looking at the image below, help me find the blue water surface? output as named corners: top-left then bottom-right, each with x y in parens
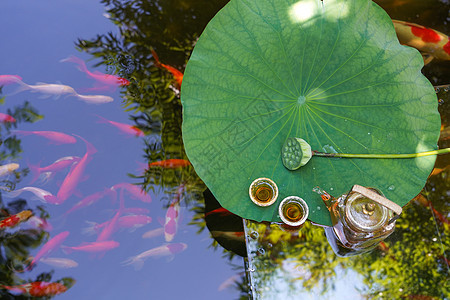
top-left (0, 1), bottom-right (242, 299)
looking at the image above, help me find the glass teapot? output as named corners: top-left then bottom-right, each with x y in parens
top-left (314, 185), bottom-right (402, 256)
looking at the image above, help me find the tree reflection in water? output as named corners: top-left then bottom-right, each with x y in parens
top-left (0, 90), bottom-right (75, 299)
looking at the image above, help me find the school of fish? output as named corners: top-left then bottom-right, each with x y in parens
top-left (0, 55), bottom-right (192, 297)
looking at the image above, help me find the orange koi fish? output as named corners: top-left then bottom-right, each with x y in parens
top-left (148, 159), bottom-right (191, 169)
top-left (205, 207), bottom-right (233, 218)
top-left (122, 243), bottom-right (187, 270)
top-left (0, 113), bottom-right (16, 123)
top-left (96, 114), bottom-right (144, 137)
top-left (56, 135), bottom-right (97, 203)
top-left (0, 281), bottom-right (68, 297)
top-left (151, 49), bottom-right (184, 88)
top-left (0, 163), bottom-right (19, 177)
top-left (393, 20), bottom-right (450, 62)
top-left (0, 74), bottom-right (22, 85)
top-left (210, 230), bottom-right (245, 243)
top-left (61, 55), bottom-right (130, 91)
top-left (12, 130), bottom-right (77, 144)
top-left (27, 231), bottom-right (70, 270)
top-left (0, 210), bottom-right (33, 229)
top-left (378, 241), bottom-right (390, 252)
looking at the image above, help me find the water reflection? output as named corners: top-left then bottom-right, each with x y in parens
top-left (0, 94), bottom-right (74, 298)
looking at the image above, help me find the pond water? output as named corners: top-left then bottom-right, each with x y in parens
top-left (0, 0), bottom-right (448, 299)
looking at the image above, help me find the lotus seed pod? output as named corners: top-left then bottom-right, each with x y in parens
top-left (281, 138), bottom-right (312, 170)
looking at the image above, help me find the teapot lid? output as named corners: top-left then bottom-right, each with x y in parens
top-left (345, 193), bottom-right (389, 232)
top-left (344, 185), bottom-right (401, 232)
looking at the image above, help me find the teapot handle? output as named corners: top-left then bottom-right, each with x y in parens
top-left (351, 185), bottom-right (402, 223)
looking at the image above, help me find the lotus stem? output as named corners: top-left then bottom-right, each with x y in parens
top-left (312, 148), bottom-right (450, 159)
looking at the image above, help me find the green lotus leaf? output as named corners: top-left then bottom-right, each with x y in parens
top-left (181, 0), bottom-right (441, 225)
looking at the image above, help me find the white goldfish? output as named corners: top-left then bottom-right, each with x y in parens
top-left (5, 187), bottom-right (59, 204)
top-left (11, 80), bottom-right (76, 99)
top-left (74, 93), bottom-right (114, 104)
top-left (37, 257), bottom-right (78, 269)
top-left (121, 243), bottom-right (187, 270)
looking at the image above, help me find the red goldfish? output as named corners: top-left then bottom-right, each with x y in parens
top-left (0, 210), bottom-right (33, 229)
top-left (148, 159), bottom-right (191, 169)
top-left (0, 74), bottom-right (22, 85)
top-left (56, 135), bottom-right (97, 203)
top-left (85, 215), bottom-right (153, 235)
top-left (122, 243), bottom-right (187, 270)
top-left (393, 20), bottom-right (450, 62)
top-left (96, 210), bottom-right (122, 242)
top-left (151, 49), bottom-right (184, 88)
top-left (119, 207), bottom-right (150, 215)
top-left (61, 240), bottom-right (119, 254)
top-left (61, 55), bottom-right (130, 91)
top-left (12, 130), bottom-right (77, 144)
top-left (96, 114), bottom-right (144, 137)
top-left (27, 231), bottom-right (70, 270)
top-left (63, 188), bottom-right (116, 217)
top-left (0, 113), bottom-right (16, 123)
top-left (74, 93), bottom-right (114, 104)
top-left (0, 281), bottom-right (68, 297)
top-left (28, 156), bottom-right (81, 184)
top-left (116, 214), bottom-right (153, 230)
top-left (82, 215), bottom-right (153, 240)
